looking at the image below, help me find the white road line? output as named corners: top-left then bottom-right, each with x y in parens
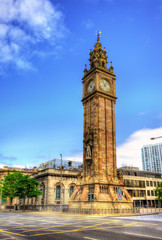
top-left (1, 232), bottom-right (16, 239)
top-left (8, 221), bottom-right (24, 225)
top-left (84, 237), bottom-right (99, 240)
top-left (123, 232), bottom-right (162, 239)
top-left (1, 238), bottom-right (15, 240)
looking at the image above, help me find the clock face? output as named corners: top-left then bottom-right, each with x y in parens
top-left (88, 80), bottom-right (95, 93)
top-left (100, 79), bottom-right (110, 91)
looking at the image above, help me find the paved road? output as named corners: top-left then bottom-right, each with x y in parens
top-left (0, 211), bottom-right (162, 240)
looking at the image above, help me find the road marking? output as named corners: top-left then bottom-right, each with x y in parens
top-left (1, 232), bottom-right (16, 239)
top-left (32, 221), bottom-right (112, 235)
top-left (33, 221), bottom-right (136, 236)
top-left (123, 232), bottom-right (162, 239)
top-left (0, 229), bottom-right (26, 237)
top-left (1, 238), bottom-right (15, 240)
top-left (132, 225), bottom-right (144, 226)
top-left (20, 220), bottom-right (87, 233)
top-left (84, 237), bottom-right (99, 240)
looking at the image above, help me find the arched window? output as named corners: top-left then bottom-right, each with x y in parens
top-left (69, 186), bottom-right (74, 197)
top-left (56, 185), bottom-right (61, 199)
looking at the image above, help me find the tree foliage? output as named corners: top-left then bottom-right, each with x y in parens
top-left (2, 171), bottom-right (42, 210)
top-left (155, 182), bottom-right (162, 202)
top-left (0, 179), bottom-right (3, 194)
top-left (2, 172), bottom-right (18, 200)
top-left (15, 172), bottom-right (42, 199)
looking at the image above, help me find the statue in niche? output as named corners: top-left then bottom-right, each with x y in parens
top-left (86, 144), bottom-right (92, 159)
top-left (84, 127), bottom-right (93, 160)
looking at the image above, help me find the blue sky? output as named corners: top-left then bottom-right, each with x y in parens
top-left (0, 0), bottom-right (162, 169)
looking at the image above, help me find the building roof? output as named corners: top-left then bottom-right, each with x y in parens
top-left (118, 166), bottom-right (161, 178)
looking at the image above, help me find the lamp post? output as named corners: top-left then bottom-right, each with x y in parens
top-left (150, 136), bottom-right (162, 140)
top-left (60, 154), bottom-right (62, 212)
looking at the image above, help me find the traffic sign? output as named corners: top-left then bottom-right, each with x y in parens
top-left (88, 193), bottom-right (94, 202)
top-left (117, 188), bottom-right (122, 200)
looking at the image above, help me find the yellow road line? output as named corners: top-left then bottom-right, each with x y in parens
top-left (132, 225), bottom-right (144, 226)
top-left (33, 222), bottom-right (136, 236)
top-left (21, 220), bottom-right (96, 233)
top-left (0, 229), bottom-right (26, 237)
top-left (20, 218), bottom-right (116, 233)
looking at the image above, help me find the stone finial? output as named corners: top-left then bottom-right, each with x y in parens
top-left (84, 64), bottom-right (88, 76)
top-left (89, 35), bottom-right (108, 69)
top-left (110, 61), bottom-right (114, 73)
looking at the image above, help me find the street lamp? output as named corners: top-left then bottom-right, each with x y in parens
top-left (60, 154), bottom-right (63, 212)
top-left (150, 136), bottom-right (162, 140)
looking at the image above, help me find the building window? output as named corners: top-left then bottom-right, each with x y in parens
top-left (146, 181), bottom-right (149, 186)
top-left (154, 182), bottom-right (156, 187)
top-left (140, 181), bottom-right (145, 188)
top-left (150, 181), bottom-right (153, 186)
top-left (151, 190), bottom-right (154, 196)
top-left (147, 190), bottom-right (150, 196)
top-left (69, 186), bottom-right (74, 197)
top-left (136, 181), bottom-right (140, 187)
top-left (56, 186), bottom-right (61, 199)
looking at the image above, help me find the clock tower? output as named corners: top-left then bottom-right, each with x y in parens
top-left (69, 35), bottom-right (132, 211)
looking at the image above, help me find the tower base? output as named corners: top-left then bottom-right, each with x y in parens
top-left (69, 181), bottom-right (133, 211)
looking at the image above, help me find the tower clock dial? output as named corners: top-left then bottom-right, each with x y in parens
top-left (88, 80), bottom-right (95, 93)
top-left (100, 79), bottom-right (110, 91)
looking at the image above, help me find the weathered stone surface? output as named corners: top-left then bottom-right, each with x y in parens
top-left (69, 37), bottom-right (133, 210)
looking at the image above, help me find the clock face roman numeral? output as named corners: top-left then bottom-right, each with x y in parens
top-left (88, 80), bottom-right (95, 93)
top-left (100, 79), bottom-right (110, 91)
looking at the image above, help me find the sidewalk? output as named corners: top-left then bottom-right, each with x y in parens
top-left (0, 209), bottom-right (161, 217)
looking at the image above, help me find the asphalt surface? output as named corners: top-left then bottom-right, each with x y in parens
top-left (0, 211), bottom-right (162, 240)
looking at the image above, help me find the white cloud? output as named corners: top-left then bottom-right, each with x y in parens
top-left (0, 163), bottom-right (4, 169)
top-left (64, 128), bottom-right (162, 170)
top-left (65, 152), bottom-right (83, 163)
top-left (0, 0), bottom-right (66, 70)
top-left (1, 128), bottom-right (162, 171)
top-left (117, 127), bottom-right (162, 169)
top-left (0, 163), bottom-right (36, 170)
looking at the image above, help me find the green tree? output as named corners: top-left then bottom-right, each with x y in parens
top-left (155, 182), bottom-right (162, 202)
top-left (2, 171), bottom-right (42, 211)
top-left (0, 179), bottom-right (3, 195)
top-left (0, 179), bottom-right (3, 207)
top-left (15, 173), bottom-right (42, 211)
top-left (2, 172), bottom-right (18, 210)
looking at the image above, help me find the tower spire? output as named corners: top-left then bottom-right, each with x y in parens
top-left (96, 30), bottom-right (101, 41)
top-left (89, 31), bottom-right (108, 69)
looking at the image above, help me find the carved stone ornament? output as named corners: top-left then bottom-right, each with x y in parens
top-left (84, 127), bottom-right (93, 160)
top-left (119, 170), bottom-right (123, 179)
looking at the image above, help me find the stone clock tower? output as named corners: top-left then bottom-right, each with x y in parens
top-left (69, 36), bottom-right (132, 210)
